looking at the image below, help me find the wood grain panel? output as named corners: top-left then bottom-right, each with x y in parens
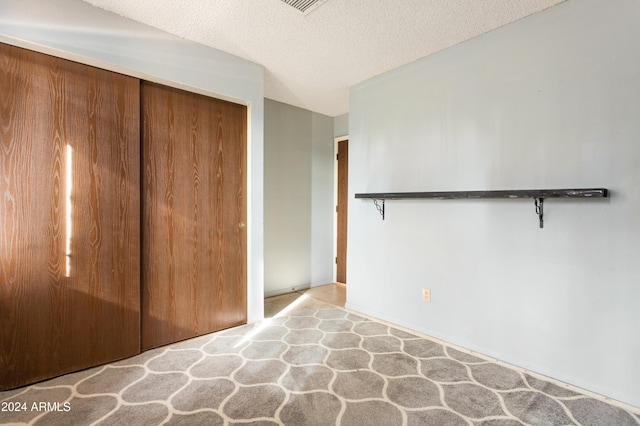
top-left (141, 82), bottom-right (247, 349)
top-left (337, 140), bottom-right (348, 284)
top-left (0, 43), bottom-right (140, 390)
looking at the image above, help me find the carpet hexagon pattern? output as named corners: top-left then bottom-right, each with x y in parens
top-left (1, 297), bottom-right (638, 425)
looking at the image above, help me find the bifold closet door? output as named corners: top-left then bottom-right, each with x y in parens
top-left (141, 82), bottom-right (247, 349)
top-left (0, 43), bottom-right (141, 390)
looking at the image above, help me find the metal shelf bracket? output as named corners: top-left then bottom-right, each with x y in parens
top-left (373, 199), bottom-right (385, 220)
top-left (534, 198), bottom-right (544, 228)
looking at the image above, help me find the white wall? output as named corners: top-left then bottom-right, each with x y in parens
top-left (311, 113), bottom-right (336, 286)
top-left (334, 113), bottom-right (349, 138)
top-left (264, 99), bottom-right (334, 296)
top-left (0, 0), bottom-right (265, 322)
top-left (347, 0), bottom-right (640, 408)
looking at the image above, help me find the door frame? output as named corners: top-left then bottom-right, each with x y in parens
top-left (334, 135), bottom-right (349, 282)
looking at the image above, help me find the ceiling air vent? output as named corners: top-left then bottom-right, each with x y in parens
top-left (280, 0), bottom-right (328, 14)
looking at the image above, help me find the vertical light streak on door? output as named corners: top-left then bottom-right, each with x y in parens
top-left (65, 144), bottom-right (73, 277)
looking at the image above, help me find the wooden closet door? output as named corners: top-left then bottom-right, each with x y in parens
top-left (0, 43), bottom-right (140, 390)
top-left (141, 82), bottom-right (247, 349)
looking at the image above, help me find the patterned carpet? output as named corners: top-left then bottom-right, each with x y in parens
top-left (1, 295), bottom-right (638, 425)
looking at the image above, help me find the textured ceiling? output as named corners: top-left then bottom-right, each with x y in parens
top-left (82, 0), bottom-right (564, 116)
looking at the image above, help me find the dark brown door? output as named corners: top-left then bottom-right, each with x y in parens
top-left (337, 140), bottom-right (348, 283)
top-left (0, 43), bottom-right (141, 390)
top-left (141, 82), bottom-right (247, 349)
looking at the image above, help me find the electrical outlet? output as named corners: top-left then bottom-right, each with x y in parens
top-left (422, 288), bottom-right (431, 302)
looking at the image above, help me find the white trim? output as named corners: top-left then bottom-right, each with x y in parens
top-left (264, 284), bottom-right (311, 299)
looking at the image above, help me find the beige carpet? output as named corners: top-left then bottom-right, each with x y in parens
top-left (1, 296), bottom-right (638, 425)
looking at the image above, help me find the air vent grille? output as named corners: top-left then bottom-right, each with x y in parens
top-left (280, 0), bottom-right (327, 13)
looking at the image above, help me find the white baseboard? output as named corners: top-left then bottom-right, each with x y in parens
top-left (264, 284), bottom-right (311, 299)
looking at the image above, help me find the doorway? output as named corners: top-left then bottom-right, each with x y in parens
top-left (336, 138), bottom-right (348, 283)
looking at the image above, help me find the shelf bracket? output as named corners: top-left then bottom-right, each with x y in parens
top-left (373, 199), bottom-right (385, 220)
top-left (534, 198), bottom-right (544, 228)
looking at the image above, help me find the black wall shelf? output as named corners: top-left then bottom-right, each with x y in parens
top-left (354, 188), bottom-right (608, 228)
